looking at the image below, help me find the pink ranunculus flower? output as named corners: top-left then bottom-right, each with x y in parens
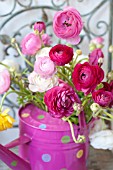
top-left (28, 71), bottom-right (58, 92)
top-left (49, 44), bottom-right (74, 66)
top-left (90, 37), bottom-right (104, 45)
top-left (41, 34), bottom-right (52, 46)
top-left (89, 49), bottom-right (104, 66)
top-left (34, 21), bottom-right (46, 33)
top-left (53, 6), bottom-right (83, 45)
top-left (92, 89), bottom-right (113, 107)
top-left (21, 33), bottom-right (42, 55)
top-left (72, 62), bottom-right (104, 95)
top-left (0, 69), bottom-right (10, 94)
top-left (34, 56), bottom-right (56, 78)
top-left (44, 83), bottom-right (80, 118)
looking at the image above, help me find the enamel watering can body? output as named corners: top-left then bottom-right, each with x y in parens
top-left (0, 104), bottom-right (91, 170)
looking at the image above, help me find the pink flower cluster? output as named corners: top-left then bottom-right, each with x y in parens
top-left (21, 22), bottom-right (52, 56)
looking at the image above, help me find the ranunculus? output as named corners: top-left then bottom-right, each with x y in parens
top-left (72, 62), bottom-right (104, 95)
top-left (36, 47), bottom-right (51, 60)
top-left (53, 6), bottom-right (83, 45)
top-left (92, 89), bottom-right (113, 107)
top-left (21, 33), bottom-right (42, 55)
top-left (49, 44), bottom-right (73, 66)
top-left (28, 71), bottom-right (58, 92)
top-left (42, 34), bottom-right (52, 46)
top-left (34, 21), bottom-right (46, 33)
top-left (0, 69), bottom-right (10, 94)
top-left (34, 56), bottom-right (56, 78)
top-left (44, 83), bottom-right (80, 118)
top-left (89, 49), bottom-right (104, 66)
top-left (90, 37), bottom-right (104, 45)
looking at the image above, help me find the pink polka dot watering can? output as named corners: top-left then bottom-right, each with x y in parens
top-left (0, 104), bottom-right (93, 170)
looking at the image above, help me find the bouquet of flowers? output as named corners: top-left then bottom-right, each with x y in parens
top-left (0, 6), bottom-right (113, 142)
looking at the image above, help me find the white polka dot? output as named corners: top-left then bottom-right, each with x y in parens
top-left (42, 154), bottom-right (51, 162)
top-left (39, 124), bottom-right (46, 129)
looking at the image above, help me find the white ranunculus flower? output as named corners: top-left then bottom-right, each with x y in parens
top-left (0, 59), bottom-right (20, 72)
top-left (28, 71), bottom-right (58, 92)
top-left (35, 47), bottom-right (51, 60)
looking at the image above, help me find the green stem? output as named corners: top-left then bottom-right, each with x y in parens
top-left (77, 58), bottom-right (88, 64)
top-left (15, 43), bottom-right (33, 68)
top-left (0, 62), bottom-right (10, 69)
top-left (103, 110), bottom-right (113, 119)
top-left (63, 66), bottom-right (73, 72)
top-left (57, 70), bottom-right (74, 88)
top-left (106, 108), bottom-right (113, 113)
top-left (0, 91), bottom-right (15, 111)
top-left (99, 115), bottom-right (113, 121)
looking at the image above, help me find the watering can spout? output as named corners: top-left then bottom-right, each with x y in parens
top-left (0, 135), bottom-right (31, 170)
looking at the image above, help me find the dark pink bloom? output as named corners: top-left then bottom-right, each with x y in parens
top-left (34, 56), bottom-right (56, 78)
top-left (89, 49), bottom-right (104, 66)
top-left (44, 83), bottom-right (80, 118)
top-left (49, 44), bottom-right (73, 66)
top-left (72, 62), bottom-right (104, 95)
top-left (42, 34), bottom-right (52, 46)
top-left (92, 89), bottom-right (113, 107)
top-left (21, 33), bottom-right (42, 55)
top-left (34, 21), bottom-right (46, 33)
top-left (0, 70), bottom-right (10, 94)
top-left (53, 6), bottom-right (83, 45)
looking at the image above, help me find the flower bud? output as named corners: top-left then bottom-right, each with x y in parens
top-left (107, 71), bottom-right (113, 81)
top-left (89, 43), bottom-right (96, 51)
top-left (90, 103), bottom-right (100, 112)
top-left (109, 45), bottom-right (113, 53)
top-left (96, 43), bottom-right (104, 49)
top-left (76, 49), bottom-right (82, 55)
top-left (34, 21), bottom-right (46, 33)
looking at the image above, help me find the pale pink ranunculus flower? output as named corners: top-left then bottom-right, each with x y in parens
top-left (41, 34), bottom-right (52, 46)
top-left (28, 71), bottom-right (58, 92)
top-left (0, 69), bottom-right (10, 94)
top-left (36, 47), bottom-right (51, 60)
top-left (21, 33), bottom-right (42, 55)
top-left (34, 56), bottom-right (56, 78)
top-left (90, 37), bottom-right (104, 44)
top-left (53, 6), bottom-right (83, 45)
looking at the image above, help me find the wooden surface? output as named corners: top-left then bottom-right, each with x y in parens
top-left (0, 147), bottom-right (113, 170)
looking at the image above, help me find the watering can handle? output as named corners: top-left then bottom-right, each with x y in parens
top-left (0, 135), bottom-right (31, 170)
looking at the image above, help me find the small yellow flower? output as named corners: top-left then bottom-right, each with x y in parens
top-left (0, 108), bottom-right (15, 131)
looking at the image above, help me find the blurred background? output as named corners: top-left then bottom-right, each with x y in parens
top-left (0, 1), bottom-right (113, 169)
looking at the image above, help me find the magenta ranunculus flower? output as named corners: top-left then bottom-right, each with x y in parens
top-left (0, 69), bottom-right (10, 94)
top-left (34, 56), bottom-right (56, 78)
top-left (92, 89), bottom-right (113, 107)
top-left (34, 21), bottom-right (46, 33)
top-left (21, 33), bottom-right (42, 55)
top-left (53, 6), bottom-right (83, 45)
top-left (44, 83), bottom-right (80, 118)
top-left (49, 44), bottom-right (73, 66)
top-left (72, 62), bottom-right (104, 95)
top-left (42, 34), bottom-right (52, 46)
top-left (89, 48), bottom-right (104, 66)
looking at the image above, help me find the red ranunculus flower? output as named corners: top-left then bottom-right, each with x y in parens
top-left (89, 48), bottom-right (104, 66)
top-left (72, 62), bottom-right (104, 95)
top-left (49, 44), bottom-right (73, 66)
top-left (92, 89), bottom-right (113, 107)
top-left (44, 82), bottom-right (80, 118)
